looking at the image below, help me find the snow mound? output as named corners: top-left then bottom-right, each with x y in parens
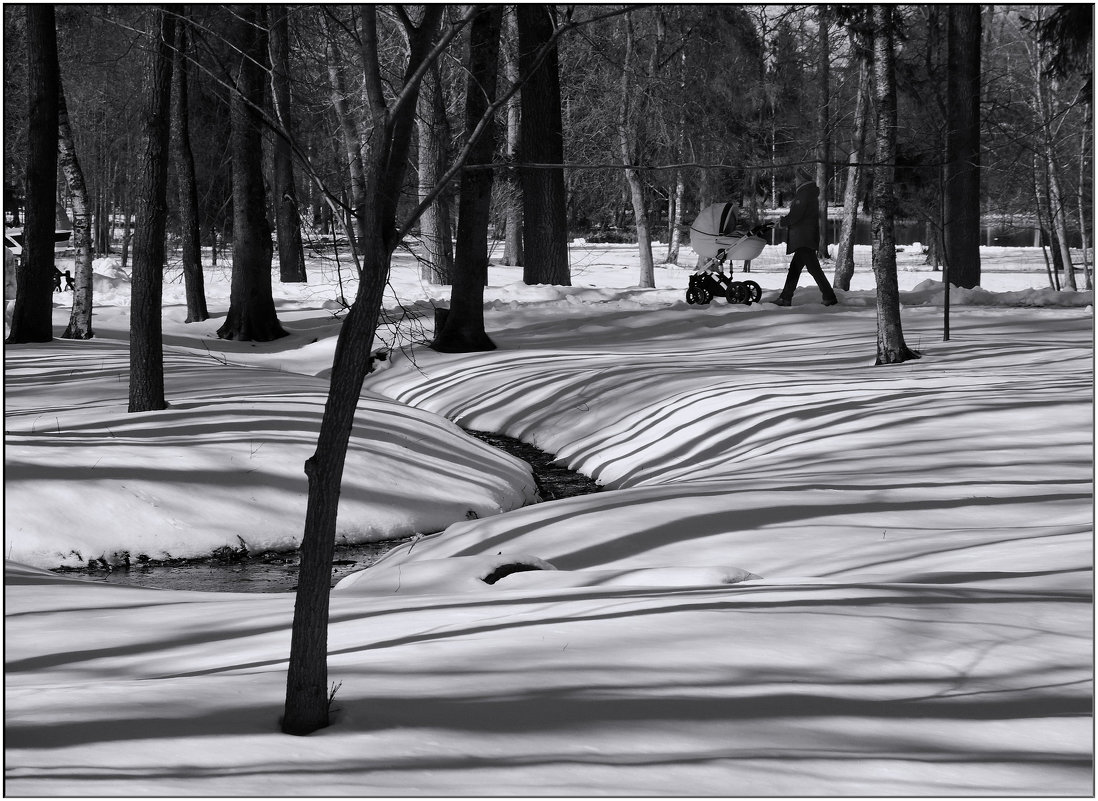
top-left (334, 552), bottom-right (760, 595)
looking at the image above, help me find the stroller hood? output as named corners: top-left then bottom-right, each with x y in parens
top-left (690, 202), bottom-right (765, 261)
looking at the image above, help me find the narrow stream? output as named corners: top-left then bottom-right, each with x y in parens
top-left (50, 429), bottom-right (600, 593)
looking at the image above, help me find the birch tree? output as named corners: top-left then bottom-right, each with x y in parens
top-left (170, 11), bottom-right (208, 323)
top-left (57, 79), bottom-right (93, 339)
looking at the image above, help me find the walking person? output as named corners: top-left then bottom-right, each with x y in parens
top-left (774, 166), bottom-right (838, 307)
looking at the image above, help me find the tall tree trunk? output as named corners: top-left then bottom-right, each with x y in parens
top-left (1077, 118), bottom-right (1092, 290)
top-left (666, 167), bottom-right (686, 265)
top-left (433, 5), bottom-right (503, 353)
top-left (323, 20), bottom-right (367, 251)
top-left (1035, 62), bottom-right (1077, 291)
top-left (269, 4), bottom-right (308, 284)
top-left (833, 38), bottom-right (870, 291)
top-left (283, 5), bottom-right (449, 737)
top-left (518, 4), bottom-right (569, 286)
top-left (416, 58), bottom-right (454, 284)
top-left (58, 80), bottom-right (93, 340)
top-left (217, 5), bottom-right (286, 342)
top-left (816, 5), bottom-right (831, 260)
top-left (870, 5), bottom-right (919, 366)
top-left (129, 7), bottom-right (175, 411)
top-left (171, 13), bottom-right (209, 323)
top-left (944, 4), bottom-right (982, 289)
top-left (120, 197), bottom-right (133, 270)
top-left (501, 7), bottom-right (523, 267)
top-left (1033, 152), bottom-right (1061, 290)
top-left (617, 14), bottom-right (655, 288)
top-left (8, 4), bottom-right (59, 345)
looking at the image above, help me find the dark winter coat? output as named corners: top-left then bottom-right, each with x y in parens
top-left (781, 180), bottom-right (819, 254)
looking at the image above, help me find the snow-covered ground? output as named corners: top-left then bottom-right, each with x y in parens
top-left (5, 241), bottom-right (1094, 796)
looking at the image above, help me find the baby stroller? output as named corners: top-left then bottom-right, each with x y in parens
top-left (686, 202), bottom-right (770, 305)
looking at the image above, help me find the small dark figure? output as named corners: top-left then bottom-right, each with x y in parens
top-left (775, 168), bottom-right (838, 307)
top-left (53, 267), bottom-right (75, 293)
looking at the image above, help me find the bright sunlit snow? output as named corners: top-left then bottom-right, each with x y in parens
top-left (4, 241), bottom-right (1093, 796)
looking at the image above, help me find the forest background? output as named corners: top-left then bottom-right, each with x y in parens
top-left (3, 4), bottom-right (1092, 292)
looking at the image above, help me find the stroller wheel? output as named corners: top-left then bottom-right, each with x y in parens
top-left (697, 286), bottom-right (714, 304)
top-left (725, 282), bottom-right (747, 304)
top-left (743, 280), bottom-right (762, 304)
top-left (685, 287), bottom-right (699, 305)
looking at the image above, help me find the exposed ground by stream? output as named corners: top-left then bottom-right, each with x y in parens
top-left (50, 429), bottom-right (600, 592)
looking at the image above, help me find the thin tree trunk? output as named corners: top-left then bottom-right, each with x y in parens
top-left (833, 43), bottom-right (870, 291)
top-left (433, 5), bottom-right (503, 353)
top-left (323, 21), bottom-right (366, 251)
top-left (666, 167), bottom-right (685, 264)
top-left (501, 6), bottom-right (523, 267)
top-left (870, 5), bottom-right (919, 366)
top-left (1033, 152), bottom-right (1060, 290)
top-left (8, 4), bottom-right (59, 345)
top-left (269, 4), bottom-right (308, 283)
top-left (171, 13), bottom-right (209, 323)
top-left (518, 4), bottom-right (569, 286)
top-left (816, 5), bottom-right (831, 260)
top-left (58, 80), bottom-right (93, 340)
top-left (283, 5), bottom-right (449, 737)
top-left (1077, 118), bottom-right (1092, 289)
top-left (1032, 11), bottom-right (1077, 291)
top-left (129, 7), bottom-right (175, 411)
top-left (617, 14), bottom-right (654, 288)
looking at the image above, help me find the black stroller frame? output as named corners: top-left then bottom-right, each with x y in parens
top-left (686, 251), bottom-right (763, 306)
top-left (685, 202), bottom-right (771, 306)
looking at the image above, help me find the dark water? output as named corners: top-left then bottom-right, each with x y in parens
top-left (50, 430), bottom-right (599, 593)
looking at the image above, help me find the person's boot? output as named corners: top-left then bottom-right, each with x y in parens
top-left (822, 295), bottom-right (838, 306)
top-left (773, 296), bottom-right (791, 307)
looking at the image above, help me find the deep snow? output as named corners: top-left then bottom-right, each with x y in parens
top-left (4, 240), bottom-right (1093, 796)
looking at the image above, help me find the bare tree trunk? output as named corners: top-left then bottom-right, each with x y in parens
top-left (58, 80), bottom-right (93, 340)
top-left (833, 42), bottom-right (870, 291)
top-left (816, 5), bottom-right (831, 260)
top-left (269, 4), bottom-right (308, 284)
top-left (8, 4), bottom-right (59, 344)
top-left (217, 5), bottom-right (286, 342)
top-left (518, 4), bottom-right (569, 286)
top-left (416, 58), bottom-right (454, 283)
top-left (129, 7), bottom-right (175, 411)
top-left (944, 4), bottom-right (982, 289)
top-left (323, 20), bottom-right (366, 250)
top-left (120, 203), bottom-right (133, 270)
top-left (283, 5), bottom-right (449, 737)
top-left (433, 5), bottom-right (503, 353)
top-left (1077, 118), bottom-right (1092, 289)
top-left (666, 167), bottom-right (685, 264)
top-left (1033, 153), bottom-right (1061, 290)
top-left (617, 13), bottom-right (656, 288)
top-left (171, 13), bottom-right (209, 323)
top-left (1032, 10), bottom-right (1077, 291)
top-left (501, 7), bottom-right (523, 267)
top-left (870, 5), bottom-right (919, 366)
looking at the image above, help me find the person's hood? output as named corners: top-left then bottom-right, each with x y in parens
top-left (795, 180), bottom-right (818, 195)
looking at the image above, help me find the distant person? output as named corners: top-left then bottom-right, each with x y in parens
top-left (774, 167), bottom-right (837, 307)
top-left (53, 267), bottom-right (74, 293)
